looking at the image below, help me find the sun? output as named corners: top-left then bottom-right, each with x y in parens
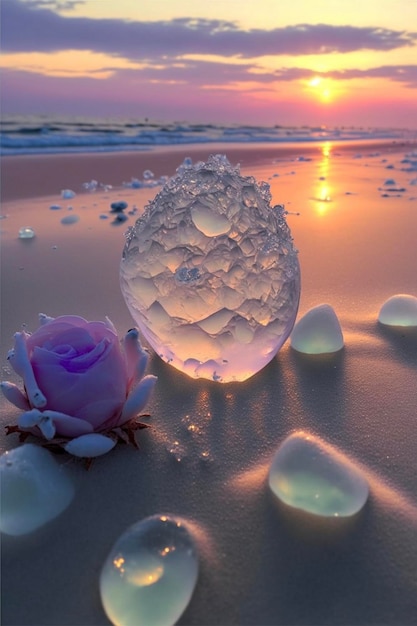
top-left (306, 76), bottom-right (333, 103)
top-left (308, 76), bottom-right (322, 88)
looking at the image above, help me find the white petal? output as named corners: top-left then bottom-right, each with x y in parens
top-left (104, 316), bottom-right (118, 334)
top-left (38, 313), bottom-right (55, 326)
top-left (18, 409), bottom-right (43, 429)
top-left (0, 381), bottom-right (30, 410)
top-left (64, 434), bottom-right (116, 458)
top-left (9, 332), bottom-right (47, 408)
top-left (123, 328), bottom-right (148, 385)
top-left (41, 410), bottom-right (94, 437)
top-left (38, 416), bottom-right (56, 440)
top-left (119, 375), bottom-right (157, 425)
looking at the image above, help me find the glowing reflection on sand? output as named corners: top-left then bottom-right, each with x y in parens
top-left (313, 142), bottom-right (333, 216)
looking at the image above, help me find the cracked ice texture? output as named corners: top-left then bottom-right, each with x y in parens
top-left (120, 155), bottom-right (300, 382)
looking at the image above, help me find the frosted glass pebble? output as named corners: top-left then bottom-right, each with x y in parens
top-left (378, 294), bottom-right (417, 327)
top-left (0, 444), bottom-right (74, 535)
top-left (290, 304), bottom-right (344, 354)
top-left (100, 514), bottom-right (199, 626)
top-left (269, 432), bottom-right (369, 517)
top-left (18, 226), bottom-right (35, 239)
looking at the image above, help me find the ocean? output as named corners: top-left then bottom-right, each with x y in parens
top-left (1, 115), bottom-right (416, 156)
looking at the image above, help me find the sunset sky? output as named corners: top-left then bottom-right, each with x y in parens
top-left (1, 0), bottom-right (417, 127)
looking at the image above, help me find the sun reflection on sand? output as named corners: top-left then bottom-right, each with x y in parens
top-left (312, 142), bottom-right (333, 216)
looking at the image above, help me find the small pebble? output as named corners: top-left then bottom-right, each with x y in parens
top-left (0, 444), bottom-right (74, 535)
top-left (291, 304), bottom-right (344, 354)
top-left (100, 514), bottom-right (199, 626)
top-left (378, 294), bottom-right (417, 326)
top-left (61, 215), bottom-right (79, 225)
top-left (269, 432), bottom-right (369, 517)
top-left (18, 227), bottom-right (35, 239)
top-left (61, 189), bottom-right (76, 199)
top-left (110, 201), bottom-right (128, 213)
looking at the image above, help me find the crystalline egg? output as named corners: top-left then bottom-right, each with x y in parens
top-left (120, 155), bottom-right (300, 382)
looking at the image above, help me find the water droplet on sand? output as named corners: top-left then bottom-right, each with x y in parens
top-left (291, 304), bottom-right (344, 354)
top-left (378, 294), bottom-right (417, 327)
top-left (167, 440), bottom-right (186, 462)
top-left (269, 432), bottom-right (369, 517)
top-left (100, 514), bottom-right (199, 626)
top-left (0, 444), bottom-right (74, 535)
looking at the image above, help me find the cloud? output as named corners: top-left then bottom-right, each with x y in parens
top-left (271, 65), bottom-right (417, 88)
top-left (23, 0), bottom-right (84, 11)
top-left (2, 0), bottom-right (416, 60)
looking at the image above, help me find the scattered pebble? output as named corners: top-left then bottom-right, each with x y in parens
top-left (0, 444), bottom-right (74, 535)
top-left (268, 432), bottom-right (369, 517)
top-left (60, 214), bottom-right (79, 225)
top-left (378, 294), bottom-right (417, 327)
top-left (49, 204), bottom-right (61, 211)
top-left (83, 179), bottom-right (98, 192)
top-left (18, 226), bottom-right (35, 239)
top-left (61, 189), bottom-right (76, 199)
top-left (291, 304), bottom-right (344, 354)
top-left (110, 201), bottom-right (128, 213)
top-left (112, 214), bottom-right (128, 224)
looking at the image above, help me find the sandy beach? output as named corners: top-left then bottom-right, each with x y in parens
top-left (1, 141), bottom-right (417, 626)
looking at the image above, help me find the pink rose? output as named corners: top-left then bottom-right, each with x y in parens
top-left (1, 314), bottom-right (157, 457)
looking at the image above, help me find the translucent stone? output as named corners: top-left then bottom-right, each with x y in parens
top-left (120, 155), bottom-right (300, 382)
top-left (61, 189), bottom-right (76, 199)
top-left (18, 226), bottom-right (35, 239)
top-left (100, 514), bottom-right (199, 626)
top-left (269, 432), bottom-right (369, 517)
top-left (0, 444), bottom-right (74, 535)
top-left (61, 214), bottom-right (79, 225)
top-left (290, 304), bottom-right (344, 354)
top-left (378, 294), bottom-right (417, 327)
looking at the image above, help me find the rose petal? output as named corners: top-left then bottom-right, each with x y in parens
top-left (74, 399), bottom-right (123, 430)
top-left (66, 338), bottom-right (108, 371)
top-left (118, 375), bottom-right (157, 426)
top-left (26, 317), bottom-right (91, 351)
top-left (30, 338), bottom-right (127, 427)
top-left (0, 381), bottom-right (30, 410)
